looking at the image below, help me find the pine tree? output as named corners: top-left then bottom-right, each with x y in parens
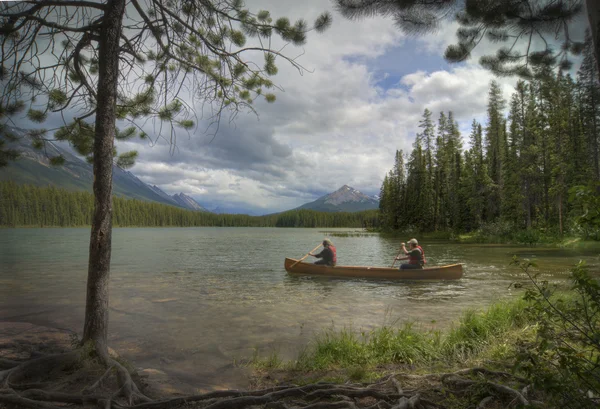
top-left (465, 120), bottom-right (489, 229)
top-left (578, 31), bottom-right (600, 180)
top-left (416, 109), bottom-right (436, 229)
top-left (502, 83), bottom-right (527, 227)
top-left (484, 81), bottom-right (506, 221)
top-left (433, 112), bottom-right (448, 230)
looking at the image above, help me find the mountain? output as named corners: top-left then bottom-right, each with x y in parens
top-left (172, 193), bottom-right (209, 212)
top-left (0, 127), bottom-right (209, 211)
top-left (148, 184), bottom-right (178, 204)
top-left (296, 185), bottom-right (379, 212)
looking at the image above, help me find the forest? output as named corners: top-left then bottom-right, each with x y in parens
top-left (0, 181), bottom-right (379, 228)
top-left (378, 37), bottom-right (600, 241)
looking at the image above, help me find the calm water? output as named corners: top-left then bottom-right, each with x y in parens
top-left (1, 227), bottom-right (599, 391)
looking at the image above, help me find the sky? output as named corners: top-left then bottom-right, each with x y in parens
top-left (10, 0), bottom-right (591, 215)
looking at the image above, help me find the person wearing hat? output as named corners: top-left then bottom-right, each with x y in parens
top-left (395, 238), bottom-right (426, 269)
top-left (309, 238), bottom-right (337, 266)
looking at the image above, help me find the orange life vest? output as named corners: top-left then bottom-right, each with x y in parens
top-left (408, 246), bottom-right (426, 265)
top-left (329, 245), bottom-right (337, 264)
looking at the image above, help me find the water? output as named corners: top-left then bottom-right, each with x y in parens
top-left (1, 227), bottom-right (599, 391)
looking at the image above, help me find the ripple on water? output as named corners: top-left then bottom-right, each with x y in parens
top-left (2, 228), bottom-right (599, 391)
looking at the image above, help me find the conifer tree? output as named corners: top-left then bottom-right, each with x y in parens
top-left (578, 31), bottom-right (600, 179)
top-left (444, 112), bottom-right (463, 229)
top-left (433, 112), bottom-right (447, 230)
top-left (465, 120), bottom-right (490, 228)
top-left (502, 84), bottom-right (526, 226)
top-left (416, 109), bottom-right (435, 229)
top-left (484, 81), bottom-right (506, 220)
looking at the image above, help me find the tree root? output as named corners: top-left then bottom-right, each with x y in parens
top-left (108, 357), bottom-right (152, 405)
top-left (0, 359), bottom-right (21, 370)
top-left (0, 353), bottom-right (549, 409)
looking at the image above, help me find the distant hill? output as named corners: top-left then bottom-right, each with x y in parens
top-left (296, 185), bottom-right (379, 212)
top-left (0, 127), bottom-right (209, 212)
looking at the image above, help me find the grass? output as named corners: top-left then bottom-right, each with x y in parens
top-left (249, 299), bottom-right (534, 380)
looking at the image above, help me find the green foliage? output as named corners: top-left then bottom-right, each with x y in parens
top-left (116, 151), bottom-right (138, 169)
top-left (48, 89), bottom-right (68, 109)
top-left (177, 119), bottom-right (194, 130)
top-left (264, 53), bottom-right (277, 76)
top-left (158, 99), bottom-right (183, 121)
top-left (0, 138), bottom-right (19, 167)
top-left (49, 155), bottom-right (65, 166)
top-left (26, 109), bottom-right (47, 123)
top-left (314, 12), bottom-right (333, 33)
top-left (115, 127), bottom-right (137, 140)
top-left (54, 121), bottom-right (95, 158)
top-left (512, 258), bottom-right (600, 408)
top-left (569, 183), bottom-right (600, 239)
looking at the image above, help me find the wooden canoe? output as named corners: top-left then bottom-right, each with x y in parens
top-left (284, 258), bottom-right (463, 280)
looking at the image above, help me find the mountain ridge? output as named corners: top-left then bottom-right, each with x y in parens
top-left (1, 128), bottom-right (378, 214)
top-left (0, 127), bottom-right (209, 212)
top-left (295, 184), bottom-right (379, 212)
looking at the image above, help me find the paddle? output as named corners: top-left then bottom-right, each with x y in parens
top-left (390, 242), bottom-right (406, 268)
top-left (290, 243), bottom-right (323, 268)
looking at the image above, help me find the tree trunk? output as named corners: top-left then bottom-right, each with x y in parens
top-left (82, 0), bottom-right (126, 358)
top-left (558, 194), bottom-right (563, 236)
top-left (587, 0), bottom-right (600, 83)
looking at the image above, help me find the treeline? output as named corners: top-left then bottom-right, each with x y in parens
top-left (0, 181), bottom-right (379, 228)
top-left (379, 37), bottom-right (600, 236)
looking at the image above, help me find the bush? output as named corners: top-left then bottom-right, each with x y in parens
top-left (512, 257), bottom-right (600, 408)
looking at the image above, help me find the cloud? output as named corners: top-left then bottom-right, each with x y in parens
top-left (12, 0), bottom-right (587, 215)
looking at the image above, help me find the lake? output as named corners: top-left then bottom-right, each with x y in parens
top-left (1, 227), bottom-right (599, 391)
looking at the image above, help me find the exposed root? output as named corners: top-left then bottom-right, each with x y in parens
top-left (109, 357), bottom-right (152, 405)
top-left (484, 381), bottom-right (529, 407)
top-left (0, 390), bottom-right (62, 409)
top-left (0, 348), bottom-right (550, 409)
top-left (475, 396), bottom-right (494, 409)
top-left (82, 364), bottom-right (114, 395)
top-left (0, 359), bottom-right (20, 370)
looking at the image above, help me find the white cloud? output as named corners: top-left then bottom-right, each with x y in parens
top-left (17, 0), bottom-right (583, 214)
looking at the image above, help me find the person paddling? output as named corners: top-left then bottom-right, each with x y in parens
top-left (395, 238), bottom-right (426, 270)
top-left (309, 238), bottom-right (337, 266)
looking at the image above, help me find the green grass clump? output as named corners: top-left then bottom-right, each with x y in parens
top-left (441, 300), bottom-right (528, 360)
top-left (252, 299), bottom-right (533, 377)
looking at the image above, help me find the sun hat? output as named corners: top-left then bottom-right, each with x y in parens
top-left (407, 238), bottom-right (418, 245)
top-left (323, 238), bottom-right (333, 246)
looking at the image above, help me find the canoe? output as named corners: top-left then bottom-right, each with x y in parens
top-left (284, 258), bottom-right (463, 280)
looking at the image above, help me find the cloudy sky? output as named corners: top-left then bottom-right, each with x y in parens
top-left (29, 0), bottom-right (589, 215)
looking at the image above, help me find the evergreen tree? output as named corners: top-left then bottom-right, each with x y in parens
top-left (379, 71), bottom-right (598, 235)
top-left (416, 109), bottom-right (435, 229)
top-left (578, 31), bottom-right (600, 180)
top-left (433, 112), bottom-right (448, 230)
top-left (503, 84), bottom-right (526, 227)
top-left (484, 81), bottom-right (506, 221)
